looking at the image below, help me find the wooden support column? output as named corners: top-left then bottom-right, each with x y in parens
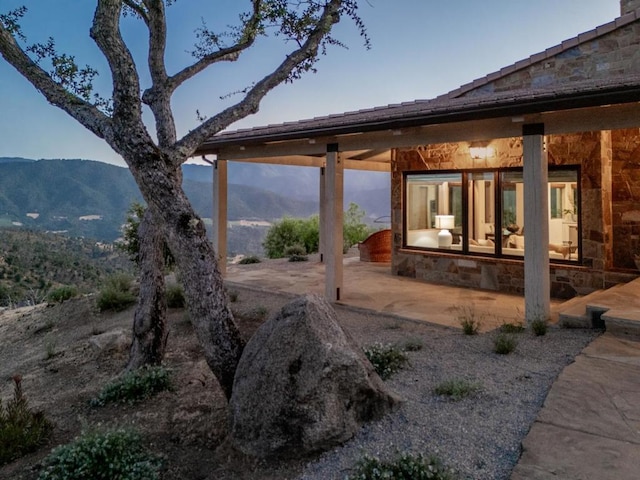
top-left (523, 124), bottom-right (550, 322)
top-left (325, 144), bottom-right (344, 302)
top-left (319, 166), bottom-right (326, 263)
top-left (212, 159), bottom-right (228, 276)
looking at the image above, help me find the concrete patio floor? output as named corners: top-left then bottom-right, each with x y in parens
top-left (226, 253), bottom-right (561, 332)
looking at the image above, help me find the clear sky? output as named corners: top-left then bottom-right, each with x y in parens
top-left (0, 1), bottom-right (622, 166)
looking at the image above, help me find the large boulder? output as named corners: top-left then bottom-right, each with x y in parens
top-left (229, 293), bottom-right (400, 458)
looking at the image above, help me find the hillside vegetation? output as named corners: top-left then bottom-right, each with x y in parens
top-left (0, 229), bottom-right (133, 307)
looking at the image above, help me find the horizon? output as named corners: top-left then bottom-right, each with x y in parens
top-left (0, 1), bottom-right (621, 166)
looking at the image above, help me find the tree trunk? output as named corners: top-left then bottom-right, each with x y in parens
top-left (126, 209), bottom-right (168, 371)
top-left (129, 156), bottom-right (245, 399)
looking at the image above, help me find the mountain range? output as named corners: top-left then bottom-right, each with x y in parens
top-left (0, 158), bottom-right (390, 250)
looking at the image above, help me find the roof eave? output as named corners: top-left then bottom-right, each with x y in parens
top-left (196, 85), bottom-right (640, 154)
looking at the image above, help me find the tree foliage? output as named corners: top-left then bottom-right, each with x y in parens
top-left (263, 202), bottom-right (373, 258)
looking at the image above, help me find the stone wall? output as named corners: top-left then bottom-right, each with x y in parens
top-left (392, 131), bottom-right (639, 299)
top-left (611, 128), bottom-right (640, 269)
top-left (459, 18), bottom-right (640, 98)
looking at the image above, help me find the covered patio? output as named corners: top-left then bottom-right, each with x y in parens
top-left (224, 252), bottom-right (560, 332)
top-left (196, 3), bottom-right (640, 323)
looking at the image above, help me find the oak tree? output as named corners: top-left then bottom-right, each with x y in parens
top-left (0, 1), bottom-right (367, 398)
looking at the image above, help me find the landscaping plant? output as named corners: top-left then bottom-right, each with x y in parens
top-left (90, 366), bottom-right (172, 407)
top-left (434, 378), bottom-right (482, 401)
top-left (348, 453), bottom-right (457, 480)
top-left (38, 428), bottom-right (162, 480)
top-left (0, 375), bottom-right (53, 466)
top-left (363, 343), bottom-right (408, 380)
top-left (96, 274), bottom-right (136, 312)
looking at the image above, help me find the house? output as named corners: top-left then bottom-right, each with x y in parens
top-left (196, 0), bottom-right (640, 322)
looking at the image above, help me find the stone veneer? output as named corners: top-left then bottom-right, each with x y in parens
top-left (459, 13), bottom-right (640, 98)
top-left (392, 131), bottom-right (639, 299)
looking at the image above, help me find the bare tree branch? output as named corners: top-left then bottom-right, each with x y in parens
top-left (166, 0), bottom-right (263, 93)
top-left (91, 0), bottom-right (148, 142)
top-left (140, 0), bottom-right (176, 147)
top-left (174, 0), bottom-right (342, 159)
top-left (0, 23), bottom-right (113, 142)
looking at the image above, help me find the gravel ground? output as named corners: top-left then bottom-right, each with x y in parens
top-left (288, 300), bottom-right (599, 480)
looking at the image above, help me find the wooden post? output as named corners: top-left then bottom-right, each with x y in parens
top-left (319, 166), bottom-right (326, 263)
top-left (523, 124), bottom-right (550, 323)
top-left (212, 159), bottom-right (228, 276)
top-left (325, 144), bottom-right (344, 302)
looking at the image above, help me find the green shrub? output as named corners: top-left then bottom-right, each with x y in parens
top-left (402, 338), bottom-right (424, 352)
top-left (531, 318), bottom-right (548, 336)
top-left (434, 378), bottom-right (481, 401)
top-left (494, 333), bottom-right (518, 355)
top-left (0, 375), bottom-right (54, 466)
top-left (347, 453), bottom-right (457, 480)
top-left (90, 366), bottom-right (172, 407)
top-left (499, 322), bottom-right (525, 334)
top-left (343, 202), bottom-right (374, 252)
top-left (248, 306), bottom-right (269, 321)
top-left (38, 428), bottom-right (162, 480)
top-left (238, 255), bottom-right (261, 265)
top-left (47, 285), bottom-right (78, 304)
top-left (165, 283), bottom-right (185, 308)
top-left (96, 274), bottom-right (136, 312)
top-left (457, 306), bottom-right (481, 335)
top-left (363, 343), bottom-right (408, 380)
top-left (284, 244), bottom-right (307, 257)
top-left (284, 243), bottom-right (309, 261)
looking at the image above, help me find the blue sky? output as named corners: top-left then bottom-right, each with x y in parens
top-left (0, 1), bottom-right (621, 166)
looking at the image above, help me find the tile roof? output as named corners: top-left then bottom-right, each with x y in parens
top-left (197, 9), bottom-right (640, 152)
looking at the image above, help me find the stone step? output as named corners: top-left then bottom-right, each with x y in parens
top-left (558, 278), bottom-right (640, 338)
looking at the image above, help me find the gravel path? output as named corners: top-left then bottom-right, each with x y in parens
top-left (295, 303), bottom-right (598, 480)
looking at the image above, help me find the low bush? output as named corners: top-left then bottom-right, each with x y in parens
top-left (499, 322), bottom-right (525, 334)
top-left (96, 274), bottom-right (136, 312)
top-left (434, 378), bottom-right (481, 401)
top-left (0, 375), bottom-right (54, 466)
top-left (47, 285), bottom-right (78, 304)
top-left (38, 428), bottom-right (162, 480)
top-left (347, 453), bottom-right (457, 480)
top-left (363, 343), bottom-right (408, 380)
top-left (457, 306), bottom-right (481, 335)
top-left (493, 333), bottom-right (518, 354)
top-left (238, 255), bottom-right (261, 265)
top-left (285, 244), bottom-right (308, 262)
top-left (165, 283), bottom-right (185, 308)
top-left (90, 366), bottom-right (172, 407)
top-left (402, 337), bottom-right (424, 352)
top-left (531, 318), bottom-right (548, 336)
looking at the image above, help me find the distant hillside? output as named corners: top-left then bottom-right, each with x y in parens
top-left (0, 158), bottom-right (317, 242)
top-left (183, 163), bottom-right (390, 220)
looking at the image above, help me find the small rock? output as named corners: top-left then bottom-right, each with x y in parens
top-left (88, 328), bottom-right (130, 352)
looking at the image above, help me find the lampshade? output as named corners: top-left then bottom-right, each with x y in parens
top-left (435, 215), bottom-right (455, 230)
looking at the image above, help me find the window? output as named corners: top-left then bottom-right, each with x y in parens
top-left (404, 167), bottom-right (580, 262)
top-left (405, 173), bottom-right (462, 250)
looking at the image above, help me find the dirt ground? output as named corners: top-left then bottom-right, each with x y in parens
top-left (0, 286), bottom-right (320, 480)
